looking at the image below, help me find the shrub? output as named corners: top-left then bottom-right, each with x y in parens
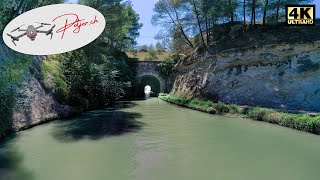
top-left (0, 55), bottom-right (31, 134)
top-left (265, 112), bottom-right (283, 123)
top-left (190, 100), bottom-right (213, 109)
top-left (215, 103), bottom-right (230, 113)
top-left (54, 76), bottom-right (69, 103)
top-left (311, 117), bottom-right (320, 134)
top-left (246, 108), bottom-right (272, 121)
top-left (228, 104), bottom-right (239, 113)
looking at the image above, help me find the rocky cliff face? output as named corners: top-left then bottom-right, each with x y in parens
top-left (172, 41), bottom-right (320, 111)
top-left (0, 44), bottom-right (76, 135)
top-left (13, 56), bottom-right (77, 131)
top-left (12, 75), bottom-right (76, 131)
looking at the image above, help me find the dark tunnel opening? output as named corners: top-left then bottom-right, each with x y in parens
top-left (135, 75), bottom-right (161, 98)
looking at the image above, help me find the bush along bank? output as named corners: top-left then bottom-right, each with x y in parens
top-left (159, 94), bottom-right (320, 135)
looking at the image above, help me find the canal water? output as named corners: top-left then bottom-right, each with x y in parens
top-left (1, 98), bottom-right (320, 180)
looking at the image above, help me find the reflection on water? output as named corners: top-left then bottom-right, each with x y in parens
top-left (144, 85), bottom-right (151, 99)
top-left (0, 135), bottom-right (34, 180)
top-left (52, 102), bottom-right (144, 142)
top-left (1, 98), bottom-right (320, 180)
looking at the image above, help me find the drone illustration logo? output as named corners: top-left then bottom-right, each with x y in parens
top-left (2, 4), bottom-right (106, 55)
top-left (6, 22), bottom-right (56, 46)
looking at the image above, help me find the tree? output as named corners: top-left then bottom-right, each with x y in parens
top-left (156, 57), bottom-right (175, 92)
top-left (144, 45), bottom-right (158, 60)
top-left (155, 30), bottom-right (173, 51)
top-left (0, 0), bottom-right (63, 35)
top-left (250, 0), bottom-right (256, 26)
top-left (243, 0), bottom-right (246, 26)
top-left (152, 0), bottom-right (314, 56)
top-left (60, 49), bottom-right (125, 109)
top-left (156, 42), bottom-right (165, 53)
top-left (152, 0), bottom-right (195, 49)
top-left (228, 0), bottom-right (235, 24)
top-left (139, 45), bottom-right (149, 52)
top-left (189, 0), bottom-right (207, 47)
top-left (80, 0), bottom-right (142, 54)
top-left (263, 0), bottom-right (269, 25)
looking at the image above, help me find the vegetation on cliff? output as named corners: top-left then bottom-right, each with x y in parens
top-left (42, 50), bottom-right (130, 110)
top-left (40, 0), bottom-right (143, 109)
top-left (159, 94), bottom-right (320, 135)
top-left (152, 0), bottom-right (315, 56)
top-left (0, 55), bottom-right (31, 136)
top-left (0, 0), bottom-right (142, 137)
top-left (0, 0), bottom-right (66, 137)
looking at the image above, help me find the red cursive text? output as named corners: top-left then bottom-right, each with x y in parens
top-left (52, 13), bottom-right (99, 39)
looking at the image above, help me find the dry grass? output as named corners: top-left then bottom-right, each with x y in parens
top-left (126, 51), bottom-right (171, 61)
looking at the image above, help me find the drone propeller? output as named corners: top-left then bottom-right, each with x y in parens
top-left (7, 34), bottom-right (19, 46)
top-left (10, 24), bottom-right (25, 33)
top-left (47, 24), bottom-right (56, 34)
top-left (12, 40), bottom-right (17, 46)
top-left (35, 22), bottom-right (51, 26)
top-left (7, 34), bottom-right (18, 41)
top-left (43, 24), bottom-right (56, 39)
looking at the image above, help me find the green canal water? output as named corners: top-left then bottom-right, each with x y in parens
top-left (1, 98), bottom-right (320, 180)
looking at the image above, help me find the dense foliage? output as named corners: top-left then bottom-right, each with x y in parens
top-left (47, 0), bottom-right (143, 109)
top-left (0, 0), bottom-right (142, 136)
top-left (79, 0), bottom-right (142, 54)
top-left (44, 50), bottom-right (128, 110)
top-left (0, 0), bottom-right (63, 34)
top-left (156, 57), bottom-right (175, 92)
top-left (0, 55), bottom-right (31, 135)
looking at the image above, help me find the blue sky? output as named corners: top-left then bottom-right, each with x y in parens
top-left (66, 0), bottom-right (160, 46)
top-left (67, 0), bottom-right (320, 46)
top-left (131, 0), bottom-right (161, 46)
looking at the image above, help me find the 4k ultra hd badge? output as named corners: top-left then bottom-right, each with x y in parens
top-left (2, 4), bottom-right (106, 55)
top-left (286, 5), bottom-right (315, 26)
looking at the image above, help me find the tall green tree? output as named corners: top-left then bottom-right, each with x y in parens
top-left (152, 0), bottom-right (195, 49)
top-left (189, 0), bottom-right (207, 47)
top-left (0, 0), bottom-right (63, 34)
top-left (80, 0), bottom-right (142, 55)
top-left (156, 57), bottom-right (175, 92)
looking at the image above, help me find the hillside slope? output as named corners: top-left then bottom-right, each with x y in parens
top-left (171, 25), bottom-right (320, 111)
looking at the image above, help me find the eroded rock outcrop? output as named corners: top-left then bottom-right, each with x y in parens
top-left (172, 41), bottom-right (320, 111)
top-left (12, 75), bottom-right (76, 131)
top-left (1, 44), bottom-right (76, 135)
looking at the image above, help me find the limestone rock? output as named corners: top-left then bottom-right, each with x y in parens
top-left (172, 42), bottom-right (320, 111)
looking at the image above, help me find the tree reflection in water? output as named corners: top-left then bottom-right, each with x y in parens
top-left (51, 101), bottom-right (144, 142)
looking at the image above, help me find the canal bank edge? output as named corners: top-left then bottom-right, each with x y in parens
top-left (159, 94), bottom-right (320, 135)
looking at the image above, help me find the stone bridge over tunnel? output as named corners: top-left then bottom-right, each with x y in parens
top-left (135, 61), bottom-right (167, 97)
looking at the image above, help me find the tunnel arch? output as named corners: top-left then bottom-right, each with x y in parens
top-left (136, 75), bottom-right (161, 97)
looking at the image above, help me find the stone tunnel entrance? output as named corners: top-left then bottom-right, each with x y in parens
top-left (136, 75), bottom-right (161, 98)
top-left (134, 61), bottom-right (171, 98)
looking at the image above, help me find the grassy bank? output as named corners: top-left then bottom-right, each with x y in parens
top-left (159, 94), bottom-right (320, 135)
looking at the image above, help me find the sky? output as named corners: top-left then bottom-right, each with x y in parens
top-left (66, 0), bottom-right (160, 46)
top-left (67, 0), bottom-right (320, 46)
top-left (130, 0), bottom-right (161, 46)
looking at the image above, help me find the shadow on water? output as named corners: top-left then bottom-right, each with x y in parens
top-left (0, 135), bottom-right (34, 180)
top-left (51, 101), bottom-right (144, 142)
